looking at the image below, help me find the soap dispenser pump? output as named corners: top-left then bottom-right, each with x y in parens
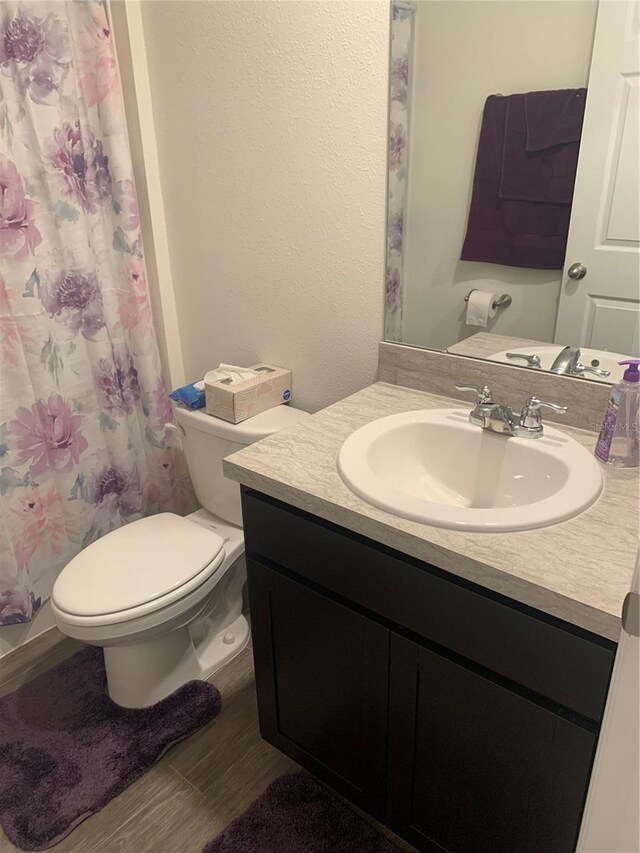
top-left (595, 359), bottom-right (640, 467)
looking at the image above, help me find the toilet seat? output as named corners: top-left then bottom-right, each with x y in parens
top-left (51, 513), bottom-right (226, 627)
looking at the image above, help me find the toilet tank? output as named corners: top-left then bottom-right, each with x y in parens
top-left (172, 405), bottom-right (310, 526)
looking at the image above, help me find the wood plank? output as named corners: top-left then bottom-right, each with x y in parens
top-left (0, 638), bottom-right (83, 698)
top-left (0, 627), bottom-right (71, 687)
top-left (168, 648), bottom-right (298, 799)
top-left (71, 763), bottom-right (215, 853)
top-left (0, 757), bottom-right (187, 853)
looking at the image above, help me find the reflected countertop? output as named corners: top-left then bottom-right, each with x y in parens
top-left (448, 331), bottom-right (549, 359)
top-left (223, 382), bottom-right (638, 641)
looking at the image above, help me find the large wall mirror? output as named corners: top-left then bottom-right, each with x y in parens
top-left (385, 0), bottom-right (639, 385)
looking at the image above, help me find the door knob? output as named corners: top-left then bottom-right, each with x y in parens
top-left (567, 262), bottom-right (587, 280)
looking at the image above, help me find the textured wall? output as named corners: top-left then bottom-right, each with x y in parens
top-left (140, 1), bottom-right (388, 413)
top-left (402, 0), bottom-right (598, 351)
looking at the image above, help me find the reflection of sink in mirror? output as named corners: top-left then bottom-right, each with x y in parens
top-left (490, 346), bottom-right (631, 383)
top-left (338, 409), bottom-right (603, 532)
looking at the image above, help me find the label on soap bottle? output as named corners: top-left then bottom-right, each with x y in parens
top-left (595, 388), bottom-right (622, 463)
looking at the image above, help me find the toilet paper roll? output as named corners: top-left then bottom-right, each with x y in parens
top-left (465, 290), bottom-right (498, 327)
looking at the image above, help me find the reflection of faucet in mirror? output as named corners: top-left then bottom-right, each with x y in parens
top-left (550, 346), bottom-right (611, 379)
top-left (506, 352), bottom-right (542, 369)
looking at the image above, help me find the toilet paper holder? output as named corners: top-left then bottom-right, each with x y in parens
top-left (464, 290), bottom-right (512, 311)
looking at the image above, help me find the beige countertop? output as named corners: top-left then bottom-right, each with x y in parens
top-left (448, 332), bottom-right (549, 359)
top-left (223, 383), bottom-right (638, 642)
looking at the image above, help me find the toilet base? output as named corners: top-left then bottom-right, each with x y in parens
top-left (195, 612), bottom-right (251, 680)
top-left (104, 613), bottom-right (251, 708)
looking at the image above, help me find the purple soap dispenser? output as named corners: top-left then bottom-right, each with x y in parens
top-left (595, 359), bottom-right (640, 467)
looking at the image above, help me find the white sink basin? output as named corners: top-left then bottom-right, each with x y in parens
top-left (490, 346), bottom-right (631, 383)
top-left (337, 409), bottom-right (603, 532)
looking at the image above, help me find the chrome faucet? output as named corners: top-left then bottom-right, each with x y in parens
top-left (455, 384), bottom-right (568, 438)
top-left (550, 346), bottom-right (610, 379)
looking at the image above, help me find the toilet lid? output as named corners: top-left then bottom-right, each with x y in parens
top-left (53, 513), bottom-right (225, 617)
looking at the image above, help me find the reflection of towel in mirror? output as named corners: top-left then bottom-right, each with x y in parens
top-left (525, 88), bottom-right (587, 151)
top-left (461, 90), bottom-right (586, 270)
top-left (500, 89), bottom-right (586, 204)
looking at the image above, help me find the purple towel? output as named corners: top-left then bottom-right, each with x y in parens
top-left (461, 93), bottom-right (582, 270)
top-left (499, 89), bottom-right (586, 204)
top-left (525, 88), bottom-right (587, 151)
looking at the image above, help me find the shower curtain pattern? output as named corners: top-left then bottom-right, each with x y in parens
top-left (0, 1), bottom-right (194, 626)
top-left (385, 2), bottom-right (414, 342)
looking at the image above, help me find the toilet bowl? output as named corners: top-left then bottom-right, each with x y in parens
top-left (51, 404), bottom-right (310, 708)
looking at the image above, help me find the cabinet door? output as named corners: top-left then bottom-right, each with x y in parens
top-left (388, 634), bottom-right (597, 853)
top-left (247, 558), bottom-right (389, 815)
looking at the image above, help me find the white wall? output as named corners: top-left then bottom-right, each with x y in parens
top-left (110, 0), bottom-right (186, 389)
top-left (138, 0), bottom-right (389, 413)
top-left (402, 0), bottom-right (598, 351)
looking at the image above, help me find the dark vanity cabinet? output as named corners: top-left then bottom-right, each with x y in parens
top-left (388, 636), bottom-right (599, 852)
top-left (242, 489), bottom-right (616, 853)
top-left (249, 562), bottom-right (389, 814)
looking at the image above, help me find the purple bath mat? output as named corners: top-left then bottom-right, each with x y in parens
top-left (203, 772), bottom-right (404, 853)
top-left (0, 645), bottom-right (221, 851)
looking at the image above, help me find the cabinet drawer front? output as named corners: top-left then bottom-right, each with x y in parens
top-left (247, 558), bottom-right (389, 815)
top-left (242, 489), bottom-right (614, 722)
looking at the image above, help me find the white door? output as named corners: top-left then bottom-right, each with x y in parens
top-left (555, 0), bottom-right (640, 357)
top-left (577, 554), bottom-right (640, 853)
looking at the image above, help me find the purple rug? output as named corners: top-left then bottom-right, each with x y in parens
top-left (0, 646), bottom-right (221, 851)
top-left (203, 772), bottom-right (403, 853)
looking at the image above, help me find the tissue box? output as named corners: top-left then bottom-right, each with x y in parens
top-left (204, 363), bottom-right (292, 424)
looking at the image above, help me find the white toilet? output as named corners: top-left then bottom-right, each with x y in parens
top-left (51, 403), bottom-right (310, 708)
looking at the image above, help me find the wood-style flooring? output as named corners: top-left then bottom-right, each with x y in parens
top-left (0, 639), bottom-right (415, 853)
top-left (0, 641), bottom-right (296, 853)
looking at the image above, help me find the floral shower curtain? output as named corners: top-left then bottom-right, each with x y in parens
top-left (385, 2), bottom-right (414, 342)
top-left (0, 1), bottom-right (194, 626)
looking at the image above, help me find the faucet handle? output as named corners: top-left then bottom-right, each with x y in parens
top-left (574, 363), bottom-right (611, 378)
top-left (455, 384), bottom-right (494, 403)
top-left (519, 396), bottom-right (568, 434)
top-left (524, 396), bottom-right (568, 415)
top-left (506, 352), bottom-right (542, 368)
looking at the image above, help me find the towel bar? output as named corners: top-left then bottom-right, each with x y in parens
top-left (464, 291), bottom-right (512, 311)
